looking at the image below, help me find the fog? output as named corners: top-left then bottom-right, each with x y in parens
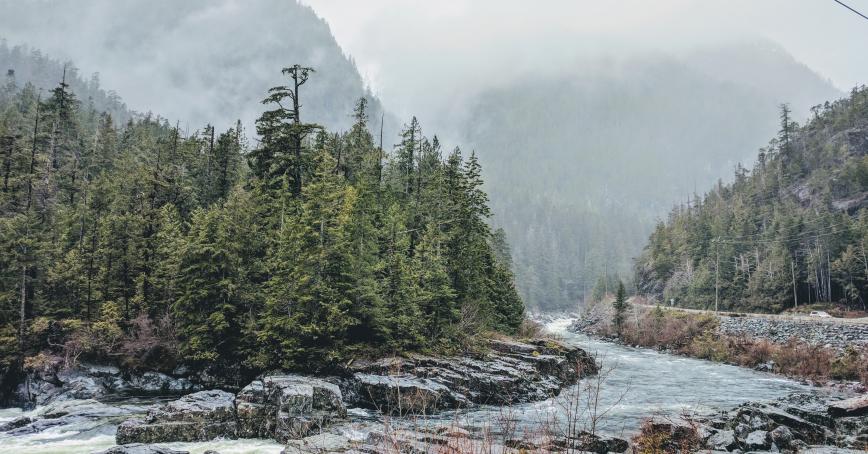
top-left (1, 1), bottom-right (865, 138)
top-left (1, 0), bottom-right (865, 309)
top-left (303, 0), bottom-right (868, 135)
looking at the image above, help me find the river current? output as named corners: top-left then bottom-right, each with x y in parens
top-left (0, 318), bottom-right (813, 453)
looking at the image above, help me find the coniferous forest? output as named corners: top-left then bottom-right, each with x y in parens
top-left (0, 64), bottom-right (523, 382)
top-left (636, 87), bottom-right (868, 313)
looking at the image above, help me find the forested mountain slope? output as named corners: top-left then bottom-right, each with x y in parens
top-left (636, 86), bottom-right (868, 312)
top-left (0, 42), bottom-right (131, 123)
top-left (0, 62), bottom-right (522, 391)
top-left (460, 41), bottom-right (840, 311)
top-left (0, 0), bottom-right (396, 136)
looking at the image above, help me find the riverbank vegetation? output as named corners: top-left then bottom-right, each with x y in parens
top-left (585, 303), bottom-right (868, 386)
top-left (636, 86), bottom-right (868, 314)
top-left (0, 63), bottom-right (524, 390)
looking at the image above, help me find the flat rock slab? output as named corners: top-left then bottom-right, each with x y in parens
top-left (92, 444), bottom-right (190, 454)
top-left (828, 394), bottom-right (868, 417)
top-left (116, 390), bottom-right (237, 444)
top-left (346, 338), bottom-right (597, 414)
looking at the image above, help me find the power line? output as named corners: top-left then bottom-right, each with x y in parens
top-left (832, 0), bottom-right (868, 21)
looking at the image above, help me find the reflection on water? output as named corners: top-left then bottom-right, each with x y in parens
top-left (0, 318), bottom-right (814, 453)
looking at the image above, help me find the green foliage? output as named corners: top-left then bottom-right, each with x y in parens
top-left (637, 86), bottom-right (868, 313)
top-left (0, 65), bottom-right (524, 376)
top-left (611, 280), bottom-right (629, 336)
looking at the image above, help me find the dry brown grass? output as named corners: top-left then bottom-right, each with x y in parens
top-left (593, 306), bottom-right (868, 386)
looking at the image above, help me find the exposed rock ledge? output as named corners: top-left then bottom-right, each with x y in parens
top-left (341, 338), bottom-right (597, 413)
top-left (662, 392), bottom-right (868, 452)
top-left (13, 363), bottom-right (199, 407)
top-left (114, 338), bottom-right (596, 445)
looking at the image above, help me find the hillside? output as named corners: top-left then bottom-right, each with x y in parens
top-left (0, 0), bottom-right (397, 136)
top-left (0, 42), bottom-right (132, 123)
top-left (459, 42), bottom-right (841, 311)
top-left (0, 60), bottom-right (522, 391)
top-left (636, 86), bottom-right (868, 312)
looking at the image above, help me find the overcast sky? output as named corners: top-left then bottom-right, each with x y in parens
top-left (1, 0), bottom-right (866, 134)
top-left (301, 0), bottom-right (868, 124)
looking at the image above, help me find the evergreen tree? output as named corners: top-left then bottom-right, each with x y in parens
top-left (612, 280), bottom-right (629, 336)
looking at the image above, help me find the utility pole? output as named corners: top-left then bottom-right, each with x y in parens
top-left (715, 237), bottom-right (720, 312)
top-left (791, 254), bottom-right (798, 308)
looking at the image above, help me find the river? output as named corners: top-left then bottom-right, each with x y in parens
top-left (0, 318), bottom-right (814, 453)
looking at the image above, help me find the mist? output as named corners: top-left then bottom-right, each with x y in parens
top-left (1, 0), bottom-right (865, 310)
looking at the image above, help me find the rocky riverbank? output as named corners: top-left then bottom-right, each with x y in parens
top-left (10, 362), bottom-right (200, 408)
top-left (567, 307), bottom-right (868, 386)
top-left (718, 316), bottom-right (868, 351)
top-left (0, 337), bottom-right (597, 452)
top-left (635, 392), bottom-right (868, 452)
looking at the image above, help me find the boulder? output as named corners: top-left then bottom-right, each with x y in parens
top-left (828, 394), bottom-right (868, 417)
top-left (770, 425), bottom-right (794, 449)
top-left (0, 416), bottom-right (32, 432)
top-left (555, 431), bottom-right (629, 453)
top-left (706, 429), bottom-right (737, 451)
top-left (742, 429), bottom-right (770, 450)
top-left (283, 433), bottom-right (351, 453)
top-left (93, 443), bottom-right (190, 454)
top-left (236, 375), bottom-right (346, 443)
top-left (352, 373), bottom-right (462, 414)
top-left (116, 390), bottom-right (236, 444)
top-left (124, 371), bottom-right (197, 394)
top-left (92, 444), bottom-right (190, 454)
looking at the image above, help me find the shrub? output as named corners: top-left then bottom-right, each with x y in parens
top-left (830, 346), bottom-right (864, 381)
top-left (688, 331), bottom-right (730, 362)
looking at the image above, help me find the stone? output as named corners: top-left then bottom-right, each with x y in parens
top-left (91, 444), bottom-right (190, 454)
top-left (555, 431), bottom-right (629, 453)
top-left (706, 429), bottom-right (737, 451)
top-left (345, 338), bottom-right (597, 414)
top-left (0, 416), bottom-right (33, 432)
top-left (742, 430), bottom-right (771, 451)
top-left (352, 373), bottom-right (461, 414)
top-left (126, 371), bottom-right (197, 394)
top-left (116, 390), bottom-right (237, 444)
top-left (283, 433), bottom-right (351, 453)
top-left (828, 394), bottom-right (868, 417)
top-left (235, 375), bottom-right (346, 443)
top-left (770, 425), bottom-right (794, 449)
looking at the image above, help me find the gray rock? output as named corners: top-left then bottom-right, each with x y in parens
top-left (126, 371), bottom-right (197, 394)
top-left (116, 390), bottom-right (237, 444)
top-left (92, 443), bottom-right (190, 454)
top-left (346, 338), bottom-right (596, 414)
top-left (742, 430), bottom-right (770, 451)
top-left (0, 416), bottom-right (32, 432)
top-left (283, 433), bottom-right (351, 453)
top-left (707, 429), bottom-right (737, 451)
top-left (236, 375), bottom-right (346, 443)
top-left (828, 394), bottom-right (868, 417)
top-left (770, 425), bottom-right (794, 449)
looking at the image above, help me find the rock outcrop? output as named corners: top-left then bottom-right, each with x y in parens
top-left (0, 398), bottom-right (145, 437)
top-left (116, 376), bottom-right (346, 444)
top-left (691, 393), bottom-right (868, 452)
top-left (116, 390), bottom-right (237, 444)
top-left (92, 444), bottom-right (190, 454)
top-left (14, 362), bottom-right (199, 407)
top-left (236, 375), bottom-right (346, 442)
top-left (343, 338), bottom-right (597, 414)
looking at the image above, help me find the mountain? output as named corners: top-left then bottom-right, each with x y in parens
top-left (0, 42), bottom-right (132, 123)
top-left (0, 0), bottom-right (397, 137)
top-left (458, 41), bottom-right (841, 311)
top-left (636, 86), bottom-right (868, 312)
